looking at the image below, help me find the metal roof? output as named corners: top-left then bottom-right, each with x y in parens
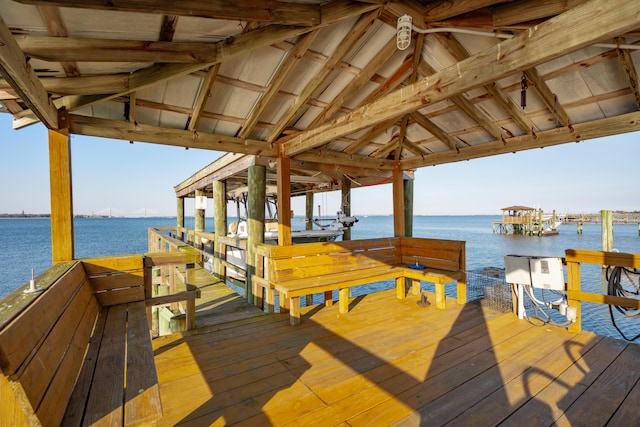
top-left (1, 0), bottom-right (640, 197)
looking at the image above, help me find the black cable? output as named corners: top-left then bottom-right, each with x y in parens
top-left (606, 266), bottom-right (640, 341)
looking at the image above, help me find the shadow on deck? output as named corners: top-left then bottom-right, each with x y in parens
top-left (152, 283), bottom-right (640, 426)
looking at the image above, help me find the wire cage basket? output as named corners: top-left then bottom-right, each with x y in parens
top-left (465, 267), bottom-right (522, 313)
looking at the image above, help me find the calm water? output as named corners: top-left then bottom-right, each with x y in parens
top-left (2, 215), bottom-right (639, 340)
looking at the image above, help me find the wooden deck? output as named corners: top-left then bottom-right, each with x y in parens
top-left (152, 285), bottom-right (640, 426)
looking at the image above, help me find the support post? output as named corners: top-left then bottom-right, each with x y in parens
top-left (185, 263), bottom-right (196, 330)
top-left (48, 123), bottom-right (74, 263)
top-left (213, 180), bottom-right (227, 279)
top-left (392, 167), bottom-right (405, 237)
top-left (404, 178), bottom-right (414, 237)
top-left (194, 189), bottom-right (205, 248)
top-left (176, 197), bottom-right (184, 240)
top-left (247, 165), bottom-right (266, 303)
top-left (341, 176), bottom-right (351, 241)
top-left (602, 210), bottom-right (613, 252)
top-left (277, 156), bottom-right (292, 246)
top-left (305, 191), bottom-right (314, 231)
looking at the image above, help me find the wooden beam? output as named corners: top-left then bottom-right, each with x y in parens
top-left (15, 0), bottom-right (321, 26)
top-left (493, 0), bottom-right (590, 27)
top-left (17, 35), bottom-right (220, 63)
top-left (281, 0), bottom-right (640, 156)
top-left (402, 110), bottom-right (640, 169)
top-left (615, 37), bottom-right (640, 110)
top-left (49, 115), bottom-right (74, 262)
top-left (68, 114), bottom-right (277, 156)
top-left (0, 15), bottom-right (58, 129)
top-left (423, 0), bottom-right (505, 23)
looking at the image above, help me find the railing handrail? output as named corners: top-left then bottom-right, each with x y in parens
top-left (565, 248), bottom-right (640, 333)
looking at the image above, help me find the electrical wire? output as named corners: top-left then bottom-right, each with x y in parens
top-left (606, 266), bottom-right (640, 341)
top-left (522, 285), bottom-right (572, 327)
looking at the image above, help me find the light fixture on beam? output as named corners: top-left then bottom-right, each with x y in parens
top-left (396, 14), bottom-right (412, 50)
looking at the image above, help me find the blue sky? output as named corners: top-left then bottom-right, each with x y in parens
top-left (1, 113), bottom-right (639, 217)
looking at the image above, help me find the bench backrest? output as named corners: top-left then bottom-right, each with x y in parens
top-left (399, 237), bottom-right (465, 272)
top-left (0, 255), bottom-right (146, 426)
top-left (258, 237), bottom-right (466, 283)
top-left (264, 238), bottom-right (401, 282)
top-left (0, 261), bottom-right (99, 426)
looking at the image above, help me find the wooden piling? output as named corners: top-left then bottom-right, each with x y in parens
top-left (392, 168), bottom-right (405, 237)
top-left (194, 189), bottom-right (205, 248)
top-left (341, 175), bottom-right (351, 241)
top-left (404, 178), bottom-right (414, 237)
top-left (213, 180), bottom-right (226, 280)
top-left (602, 209), bottom-right (613, 251)
top-left (305, 191), bottom-right (313, 231)
top-left (247, 165), bottom-right (266, 303)
top-left (176, 197), bottom-right (184, 240)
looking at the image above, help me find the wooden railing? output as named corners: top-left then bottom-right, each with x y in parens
top-left (565, 249), bottom-right (640, 333)
top-left (146, 227), bottom-right (203, 331)
top-left (152, 226), bottom-right (248, 283)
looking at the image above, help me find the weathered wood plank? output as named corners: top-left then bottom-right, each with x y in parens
top-left (125, 302), bottom-right (162, 426)
top-left (83, 304), bottom-right (127, 426)
top-left (0, 262), bottom-right (86, 375)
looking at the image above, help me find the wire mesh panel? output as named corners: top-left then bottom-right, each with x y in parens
top-left (466, 267), bottom-right (515, 313)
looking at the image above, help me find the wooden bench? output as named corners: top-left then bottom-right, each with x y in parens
top-left (0, 256), bottom-right (162, 426)
top-left (252, 237), bottom-right (466, 325)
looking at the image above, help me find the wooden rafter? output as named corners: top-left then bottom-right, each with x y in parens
top-left (188, 64), bottom-right (219, 132)
top-left (267, 9), bottom-right (380, 142)
top-left (309, 36), bottom-right (398, 129)
top-left (0, 15), bottom-right (58, 129)
top-left (523, 68), bottom-right (570, 127)
top-left (281, 0), bottom-right (640, 157)
top-left (344, 118), bottom-right (398, 155)
top-left (396, 33), bottom-right (425, 160)
top-left (37, 6), bottom-right (79, 77)
top-left (238, 30), bottom-right (319, 139)
top-left (614, 37), bottom-right (640, 110)
top-left (14, 2), bottom-right (380, 126)
top-left (433, 32), bottom-right (535, 134)
top-left (14, 0), bottom-right (321, 26)
top-left (409, 112), bottom-right (459, 152)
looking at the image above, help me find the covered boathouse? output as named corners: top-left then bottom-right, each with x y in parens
top-left (2, 0), bottom-right (640, 425)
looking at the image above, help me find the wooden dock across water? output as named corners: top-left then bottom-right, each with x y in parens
top-left (152, 284), bottom-right (640, 426)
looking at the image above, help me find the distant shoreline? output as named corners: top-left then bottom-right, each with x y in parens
top-left (0, 213), bottom-right (50, 218)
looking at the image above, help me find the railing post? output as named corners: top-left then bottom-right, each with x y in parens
top-left (567, 259), bottom-right (582, 333)
top-left (185, 263), bottom-right (196, 330)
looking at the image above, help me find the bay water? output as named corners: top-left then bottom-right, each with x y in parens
top-left (2, 215), bottom-right (639, 340)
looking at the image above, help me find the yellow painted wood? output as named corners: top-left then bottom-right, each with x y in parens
top-left (338, 288), bottom-right (350, 314)
top-left (49, 126), bottom-right (74, 263)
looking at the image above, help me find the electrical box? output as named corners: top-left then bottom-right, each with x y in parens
top-left (530, 257), bottom-right (565, 291)
top-left (504, 255), bottom-right (532, 285)
top-left (504, 255), bottom-right (565, 291)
